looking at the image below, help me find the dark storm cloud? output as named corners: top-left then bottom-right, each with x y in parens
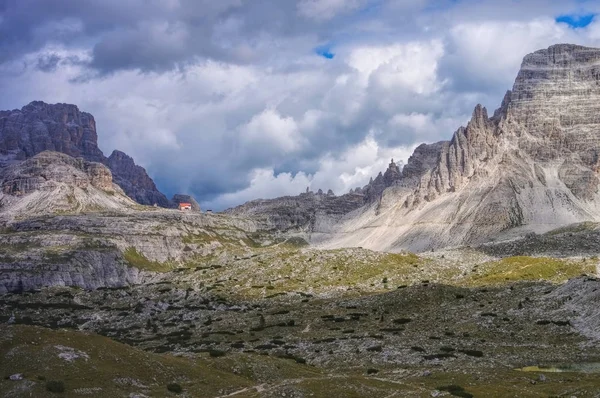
top-left (35, 53), bottom-right (61, 72)
top-left (1, 0), bottom-right (354, 74)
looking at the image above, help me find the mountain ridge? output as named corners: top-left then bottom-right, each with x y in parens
top-left (231, 43), bottom-right (600, 252)
top-left (0, 101), bottom-right (172, 207)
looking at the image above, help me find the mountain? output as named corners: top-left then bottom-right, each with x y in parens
top-left (225, 159), bottom-right (404, 234)
top-left (0, 151), bottom-right (137, 222)
top-left (0, 101), bottom-right (171, 207)
top-left (226, 188), bottom-right (365, 233)
top-left (231, 44), bottom-right (600, 252)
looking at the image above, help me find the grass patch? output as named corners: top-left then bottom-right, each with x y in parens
top-left (46, 380), bottom-right (65, 393)
top-left (546, 222), bottom-right (599, 236)
top-left (465, 256), bottom-right (595, 286)
top-left (0, 325), bottom-right (252, 397)
top-left (123, 248), bottom-right (171, 272)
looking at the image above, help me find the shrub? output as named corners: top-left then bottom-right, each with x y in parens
top-left (208, 349), bottom-right (227, 357)
top-left (46, 380), bottom-right (65, 393)
top-left (437, 385), bottom-right (473, 398)
top-left (167, 383), bottom-right (183, 394)
top-left (459, 349), bottom-right (484, 357)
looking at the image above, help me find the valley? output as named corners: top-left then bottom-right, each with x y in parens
top-left (3, 43), bottom-right (600, 397)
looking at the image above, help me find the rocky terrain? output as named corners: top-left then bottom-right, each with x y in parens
top-left (0, 101), bottom-right (173, 207)
top-left (226, 159), bottom-right (405, 235)
top-left (0, 151), bottom-right (137, 222)
top-left (2, 44), bottom-right (600, 397)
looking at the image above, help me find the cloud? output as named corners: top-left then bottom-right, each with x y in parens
top-left (297, 0), bottom-right (367, 21)
top-left (3, 0), bottom-right (600, 210)
top-left (441, 18), bottom-right (580, 93)
top-left (90, 21), bottom-right (191, 73)
top-left (35, 53), bottom-right (61, 72)
top-left (238, 109), bottom-right (304, 157)
top-left (202, 135), bottom-right (416, 209)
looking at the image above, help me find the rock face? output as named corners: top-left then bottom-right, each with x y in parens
top-left (0, 151), bottom-right (136, 221)
top-left (0, 250), bottom-right (147, 295)
top-left (0, 209), bottom-right (262, 293)
top-left (226, 190), bottom-right (366, 233)
top-left (311, 44), bottom-right (600, 251)
top-left (0, 101), bottom-right (170, 206)
top-left (106, 150), bottom-right (170, 207)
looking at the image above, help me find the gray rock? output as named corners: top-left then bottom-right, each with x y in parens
top-left (311, 44), bottom-right (600, 251)
top-left (0, 101), bottom-right (170, 207)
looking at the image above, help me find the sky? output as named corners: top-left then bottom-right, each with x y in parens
top-left (1, 0), bottom-right (600, 210)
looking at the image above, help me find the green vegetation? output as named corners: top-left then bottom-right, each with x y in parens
top-left (123, 248), bottom-right (172, 272)
top-left (546, 221), bottom-right (599, 236)
top-left (465, 256), bottom-right (595, 286)
top-left (0, 325), bottom-right (253, 397)
top-left (45, 380), bottom-right (65, 394)
top-left (166, 382), bottom-right (183, 394)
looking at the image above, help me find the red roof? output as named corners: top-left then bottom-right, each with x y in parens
top-left (179, 203), bottom-right (192, 207)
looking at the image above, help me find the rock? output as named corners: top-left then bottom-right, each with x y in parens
top-left (0, 151), bottom-right (135, 221)
top-left (225, 190), bottom-right (365, 233)
top-left (0, 249), bottom-right (147, 294)
top-left (0, 101), bottom-right (104, 164)
top-left (0, 102), bottom-right (170, 207)
top-left (107, 150), bottom-right (170, 207)
top-left (171, 194), bottom-right (201, 211)
top-left (313, 44), bottom-right (600, 251)
top-left (9, 374), bottom-right (23, 381)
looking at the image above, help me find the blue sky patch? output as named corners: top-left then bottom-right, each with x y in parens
top-left (556, 13), bottom-right (595, 28)
top-left (315, 45), bottom-right (335, 59)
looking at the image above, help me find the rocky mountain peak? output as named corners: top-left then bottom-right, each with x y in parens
top-left (0, 101), bottom-right (171, 207)
top-left (313, 43), bottom-right (600, 251)
top-left (0, 101), bottom-right (103, 164)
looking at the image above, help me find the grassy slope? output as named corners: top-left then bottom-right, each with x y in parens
top-left (2, 325), bottom-right (600, 397)
top-left (465, 256), bottom-right (596, 286)
top-left (0, 324), bottom-right (252, 397)
top-left (184, 245), bottom-right (596, 300)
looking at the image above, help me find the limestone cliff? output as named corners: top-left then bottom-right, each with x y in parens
top-left (226, 190), bottom-right (365, 233)
top-left (0, 151), bottom-right (136, 221)
top-left (314, 44), bottom-right (600, 251)
top-left (0, 101), bottom-right (170, 206)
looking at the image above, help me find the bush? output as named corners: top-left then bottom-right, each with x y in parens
top-left (209, 349), bottom-right (227, 357)
top-left (167, 383), bottom-right (183, 394)
top-left (459, 349), bottom-right (484, 357)
top-left (46, 380), bottom-right (65, 393)
top-left (437, 385), bottom-right (473, 398)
